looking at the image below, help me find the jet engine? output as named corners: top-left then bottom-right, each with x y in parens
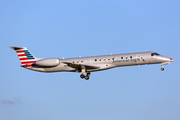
top-left (36, 58), bottom-right (60, 67)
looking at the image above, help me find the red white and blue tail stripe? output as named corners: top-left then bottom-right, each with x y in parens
top-left (10, 46), bottom-right (37, 68)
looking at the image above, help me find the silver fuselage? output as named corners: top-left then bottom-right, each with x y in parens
top-left (28, 52), bottom-right (173, 73)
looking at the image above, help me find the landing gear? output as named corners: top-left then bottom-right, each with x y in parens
top-left (80, 73), bottom-right (91, 80)
top-left (85, 76), bottom-right (89, 80)
top-left (161, 64), bottom-right (164, 71)
top-left (80, 74), bottom-right (85, 78)
top-left (79, 67), bottom-right (91, 80)
top-left (87, 73), bottom-right (90, 77)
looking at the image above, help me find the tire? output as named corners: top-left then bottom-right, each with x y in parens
top-left (80, 74), bottom-right (85, 78)
top-left (85, 76), bottom-right (89, 80)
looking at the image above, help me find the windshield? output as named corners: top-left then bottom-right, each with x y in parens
top-left (151, 52), bottom-right (160, 56)
top-left (155, 53), bottom-right (160, 55)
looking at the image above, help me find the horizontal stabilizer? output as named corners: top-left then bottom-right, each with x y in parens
top-left (9, 46), bottom-right (27, 50)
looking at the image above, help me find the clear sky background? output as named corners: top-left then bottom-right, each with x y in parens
top-left (0, 0), bottom-right (180, 120)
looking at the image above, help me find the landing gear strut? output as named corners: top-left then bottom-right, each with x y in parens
top-left (161, 64), bottom-right (164, 71)
top-left (79, 67), bottom-right (91, 80)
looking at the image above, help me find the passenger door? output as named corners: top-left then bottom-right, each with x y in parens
top-left (136, 54), bottom-right (141, 64)
top-left (90, 58), bottom-right (94, 64)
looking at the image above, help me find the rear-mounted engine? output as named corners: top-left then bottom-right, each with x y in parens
top-left (36, 58), bottom-right (60, 67)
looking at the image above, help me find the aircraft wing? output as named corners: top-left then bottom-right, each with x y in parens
top-left (62, 62), bottom-right (100, 69)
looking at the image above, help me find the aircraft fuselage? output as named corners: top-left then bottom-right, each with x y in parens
top-left (10, 46), bottom-right (173, 80)
top-left (29, 52), bottom-right (173, 73)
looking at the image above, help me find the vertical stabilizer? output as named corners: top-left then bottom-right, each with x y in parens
top-left (10, 46), bottom-right (37, 67)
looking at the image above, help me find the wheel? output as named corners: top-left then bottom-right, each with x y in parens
top-left (161, 68), bottom-right (164, 71)
top-left (85, 76), bottom-right (89, 80)
top-left (87, 73), bottom-right (90, 77)
top-left (80, 74), bottom-right (85, 79)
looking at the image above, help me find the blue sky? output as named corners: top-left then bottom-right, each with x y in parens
top-left (0, 0), bottom-right (180, 120)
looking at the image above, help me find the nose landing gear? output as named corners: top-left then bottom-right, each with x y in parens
top-left (161, 64), bottom-right (164, 71)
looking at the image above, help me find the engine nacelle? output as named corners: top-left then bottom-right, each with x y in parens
top-left (36, 58), bottom-right (60, 67)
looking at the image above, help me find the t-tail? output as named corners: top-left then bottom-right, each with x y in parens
top-left (10, 46), bottom-right (37, 68)
top-left (10, 46), bottom-right (60, 68)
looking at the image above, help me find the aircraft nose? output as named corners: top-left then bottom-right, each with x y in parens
top-left (170, 58), bottom-right (174, 62)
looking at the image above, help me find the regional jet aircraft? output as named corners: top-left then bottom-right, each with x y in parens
top-left (10, 46), bottom-right (173, 80)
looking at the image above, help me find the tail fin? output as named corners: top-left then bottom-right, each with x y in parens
top-left (10, 46), bottom-right (37, 67)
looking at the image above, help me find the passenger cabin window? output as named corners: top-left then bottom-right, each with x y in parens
top-left (77, 61), bottom-right (79, 63)
top-left (130, 56), bottom-right (132, 59)
top-left (112, 58), bottom-right (114, 60)
top-left (99, 59), bottom-right (101, 61)
top-left (72, 61), bottom-right (74, 63)
top-left (121, 57), bottom-right (123, 59)
top-left (95, 59), bottom-right (97, 61)
top-left (126, 56), bottom-right (128, 59)
top-left (108, 58), bottom-right (110, 60)
top-left (81, 60), bottom-right (83, 63)
top-left (104, 58), bottom-right (106, 61)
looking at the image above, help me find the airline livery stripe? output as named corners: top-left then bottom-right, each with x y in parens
top-left (19, 58), bottom-right (28, 60)
top-left (16, 51), bottom-right (24, 53)
top-left (20, 59), bottom-right (36, 62)
top-left (23, 64), bottom-right (36, 68)
top-left (26, 55), bottom-right (33, 57)
top-left (17, 52), bottom-right (24, 54)
top-left (21, 61), bottom-right (36, 65)
top-left (24, 65), bottom-right (32, 67)
top-left (25, 53), bottom-right (31, 55)
top-left (18, 54), bottom-right (26, 57)
top-left (27, 58), bottom-right (35, 59)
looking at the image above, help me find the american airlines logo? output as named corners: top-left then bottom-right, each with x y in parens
top-left (112, 58), bottom-right (142, 63)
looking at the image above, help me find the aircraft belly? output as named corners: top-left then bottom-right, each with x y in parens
top-left (28, 64), bottom-right (74, 72)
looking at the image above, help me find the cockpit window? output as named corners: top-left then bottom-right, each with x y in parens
top-left (151, 53), bottom-right (160, 56)
top-left (155, 53), bottom-right (160, 55)
top-left (151, 53), bottom-right (155, 56)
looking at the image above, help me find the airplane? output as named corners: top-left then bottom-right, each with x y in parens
top-left (10, 46), bottom-right (173, 80)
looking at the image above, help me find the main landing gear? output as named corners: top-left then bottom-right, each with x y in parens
top-left (80, 73), bottom-right (90, 80)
